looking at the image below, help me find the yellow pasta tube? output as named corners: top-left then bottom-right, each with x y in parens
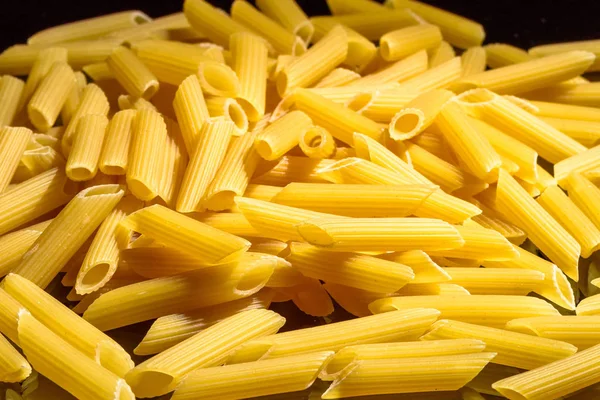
top-left (422, 319), bottom-right (577, 370)
top-left (322, 283), bottom-right (388, 317)
top-left (255, 110), bottom-right (312, 160)
top-left (277, 25), bottom-right (347, 96)
top-left (16, 313), bottom-right (135, 400)
top-left (27, 63), bottom-right (74, 132)
top-left (349, 50), bottom-right (428, 87)
top-left (253, 156), bottom-right (332, 186)
top-left (442, 268), bottom-right (544, 295)
top-left (325, 0), bottom-right (386, 14)
top-left (493, 343), bottom-right (600, 400)
top-left (82, 255), bottom-right (275, 330)
top-left (483, 43), bottom-right (531, 68)
top-left (314, 68), bottom-right (361, 88)
top-left (121, 246), bottom-right (213, 278)
top-left (297, 217), bottom-right (464, 252)
top-left (524, 81), bottom-right (600, 108)
top-left (231, 1), bottom-right (306, 57)
top-left (0, 333), bottom-right (30, 383)
top-left (389, 0), bottom-right (484, 48)
top-left (12, 184), bottom-right (124, 289)
top-left (527, 100), bottom-right (600, 121)
top-left (205, 96), bottom-right (249, 136)
top-left (380, 25), bottom-right (442, 61)
top-left (0, 168), bottom-right (73, 236)
top-left (176, 118), bottom-right (233, 212)
top-left (287, 242), bottom-right (414, 293)
top-left (106, 46), bottom-right (159, 99)
top-left (0, 75), bottom-right (24, 127)
top-left (389, 88), bottom-right (454, 141)
top-left (370, 295), bottom-right (560, 328)
top-left (471, 213), bottom-right (527, 245)
top-left (172, 351), bottom-right (332, 400)
top-left (0, 220), bottom-right (50, 278)
top-left (458, 89), bottom-right (586, 164)
top-left (541, 117), bottom-right (600, 147)
top-left (13, 144), bottom-right (66, 183)
top-left (256, 0), bottom-right (313, 44)
top-left (172, 75), bottom-right (209, 154)
top-left (506, 316), bottom-right (600, 351)
top-left (0, 126), bottom-right (31, 192)
top-left (18, 47), bottom-right (68, 111)
top-left (298, 125), bottom-right (336, 158)
top-left (82, 62), bottom-right (114, 81)
top-left (426, 225), bottom-right (518, 261)
top-left (461, 46), bottom-right (486, 77)
top-left (121, 204), bottom-right (250, 264)
top-left (135, 293), bottom-right (273, 355)
top-left (429, 41), bottom-right (456, 68)
top-left (98, 109), bottom-right (136, 175)
top-left (567, 172), bottom-right (600, 233)
top-left (125, 309), bottom-right (284, 398)
top-left (66, 114), bottom-right (109, 181)
top-left (280, 277), bottom-right (334, 317)
top-left (3, 274), bottom-right (134, 377)
top-left (61, 70), bottom-right (86, 126)
top-left (555, 144), bottom-right (600, 186)
top-left (576, 293), bottom-right (600, 316)
top-left (293, 89), bottom-right (383, 145)
top-left (400, 56), bottom-right (462, 93)
top-left (380, 250), bottom-right (450, 284)
top-left (495, 169), bottom-right (580, 280)
top-left (529, 39), bottom-right (600, 72)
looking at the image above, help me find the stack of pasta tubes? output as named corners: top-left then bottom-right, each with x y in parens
top-left (2, 0), bottom-right (600, 398)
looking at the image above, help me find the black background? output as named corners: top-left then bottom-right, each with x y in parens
top-left (1, 0), bottom-right (599, 52)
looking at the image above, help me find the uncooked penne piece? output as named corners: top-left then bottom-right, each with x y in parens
top-left (0, 126), bottom-right (31, 192)
top-left (0, 220), bottom-right (50, 278)
top-left (576, 293), bottom-right (600, 316)
top-left (484, 43), bottom-right (531, 68)
top-left (380, 25), bottom-right (442, 61)
top-left (496, 169), bottom-right (580, 280)
top-left (172, 351), bottom-right (332, 400)
top-left (205, 97), bottom-right (249, 136)
top-left (255, 110), bottom-right (312, 160)
top-left (493, 343), bottom-right (600, 400)
top-left (567, 172), bottom-right (600, 234)
top-left (122, 246), bottom-right (213, 278)
top-left (106, 46), bottom-right (159, 99)
top-left (524, 81), bottom-right (600, 108)
top-left (176, 118), bottom-right (234, 212)
top-left (98, 109), bottom-right (136, 175)
top-left (400, 56), bottom-right (462, 93)
top-left (322, 283), bottom-right (388, 317)
top-left (252, 156), bottom-right (332, 186)
top-left (426, 225), bottom-right (518, 261)
top-left (422, 319), bottom-right (577, 370)
top-left (19, 47), bottom-right (68, 111)
top-left (325, 0), bottom-right (386, 14)
top-left (555, 144), bottom-right (600, 186)
top-left (256, 0), bottom-right (314, 44)
top-left (297, 217), bottom-right (464, 252)
top-left (314, 68), bottom-right (361, 88)
top-left (12, 184), bottom-right (124, 289)
top-left (82, 62), bottom-right (114, 81)
top-left (61, 70), bottom-right (86, 126)
top-left (443, 267), bottom-right (544, 295)
top-left (66, 114), bottom-right (109, 181)
top-left (541, 117), bottom-right (600, 147)
top-left (370, 295), bottom-right (560, 328)
top-left (0, 75), bottom-right (24, 127)
top-left (506, 316), bottom-right (600, 351)
top-left (125, 309), bottom-right (284, 398)
top-left (349, 50), bottom-right (428, 86)
top-left (527, 100), bottom-right (600, 121)
top-left (83, 255), bottom-right (276, 330)
top-left (428, 41), bottom-right (456, 68)
top-left (0, 332), bottom-right (30, 383)
top-left (298, 125), bottom-right (336, 158)
top-left (27, 63), bottom-right (74, 132)
top-left (461, 46), bottom-right (486, 77)
top-left (529, 39), bottom-right (600, 72)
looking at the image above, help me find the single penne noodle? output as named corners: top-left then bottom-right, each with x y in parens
top-left (426, 225), bottom-right (518, 261)
top-left (541, 116), bottom-right (600, 147)
top-left (172, 351), bottom-right (333, 400)
top-left (461, 46), bottom-right (486, 77)
top-left (576, 293), bottom-right (600, 316)
top-left (323, 283), bottom-right (390, 317)
top-left (205, 97), bottom-right (249, 135)
top-left (12, 184), bottom-right (124, 289)
top-left (277, 25), bottom-right (347, 96)
top-left (359, 87), bottom-right (420, 123)
top-left (3, 274), bottom-right (134, 377)
top-left (189, 212), bottom-right (261, 239)
top-left (397, 282), bottom-right (470, 296)
top-left (401, 56), bottom-right (462, 93)
top-left (66, 114), bottom-right (109, 182)
top-left (153, 118), bottom-right (189, 208)
top-left (470, 213), bottom-right (527, 245)
top-left (269, 54), bottom-right (295, 82)
top-left (493, 343), bottom-right (600, 400)
top-left (122, 246), bottom-right (215, 278)
top-left (495, 170), bottom-right (580, 280)
top-left (314, 68), bottom-right (361, 88)
top-left (350, 50), bottom-right (428, 87)
top-left (555, 144), bottom-right (600, 186)
top-left (527, 100), bottom-right (600, 121)
top-left (293, 89), bottom-right (383, 145)
top-left (0, 332), bottom-right (31, 383)
top-left (61, 70), bottom-right (86, 126)
top-left (176, 118), bottom-right (234, 212)
top-left (567, 172), bottom-right (600, 233)
top-left (506, 316), bottom-right (600, 351)
top-left (252, 155), bottom-right (333, 186)
top-left (0, 75), bottom-right (24, 127)
top-left (18, 47), bottom-right (68, 111)
top-left (266, 258), bottom-right (305, 288)
top-left (13, 144), bottom-right (65, 184)
top-left (297, 217), bottom-right (464, 252)
top-left (272, 182), bottom-right (435, 217)
top-left (326, 0), bottom-right (386, 14)
top-left (286, 242), bottom-right (414, 293)
top-left (380, 25), bottom-right (442, 61)
top-left (484, 43), bottom-right (531, 68)
top-left (135, 292), bottom-right (273, 355)
top-left (172, 75), bottom-right (209, 154)
top-left (0, 126), bottom-right (31, 192)
top-left (428, 40), bottom-right (456, 68)
top-left (298, 125), bottom-right (336, 158)
top-left (0, 220), bottom-right (51, 278)
top-left (106, 46), bottom-right (159, 99)
top-left (458, 88), bottom-right (586, 164)
top-left (98, 109), bottom-right (136, 175)
top-left (307, 85), bottom-right (377, 106)
top-left (255, 110), bottom-right (312, 160)
top-left (388, 0), bottom-right (484, 48)
top-left (27, 63), bottom-right (74, 132)
top-left (388, 88), bottom-right (454, 141)
top-left (231, 1), bottom-right (306, 56)
top-left (16, 313), bottom-right (135, 400)
top-left (524, 81), bottom-right (600, 108)
top-left (314, 23), bottom-right (376, 73)
top-left (0, 287), bottom-right (25, 343)
top-left (256, 0), bottom-right (314, 44)
top-left (451, 51), bottom-right (595, 94)
top-left (444, 267), bottom-right (544, 295)
top-left (321, 352), bottom-right (496, 399)
top-left (108, 12), bottom-right (196, 43)
top-left (529, 39), bottom-right (600, 71)
top-left (249, 238), bottom-right (289, 256)
top-left (422, 319), bottom-right (577, 370)
top-left (125, 309), bottom-right (285, 398)
top-left (228, 308), bottom-right (441, 364)
top-left (370, 295), bottom-right (560, 328)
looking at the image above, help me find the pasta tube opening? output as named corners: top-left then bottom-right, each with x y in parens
top-left (390, 108), bottom-right (425, 140)
top-left (198, 62), bottom-right (240, 97)
top-left (346, 92), bottom-right (375, 113)
top-left (299, 126), bottom-right (336, 159)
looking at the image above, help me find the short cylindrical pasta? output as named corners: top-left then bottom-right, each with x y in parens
top-left (106, 46), bottom-right (159, 99)
top-left (27, 63), bottom-right (75, 132)
top-left (484, 43), bottom-right (531, 68)
top-left (298, 125), bottom-right (336, 158)
top-left (314, 68), bottom-right (361, 88)
top-left (183, 0), bottom-right (252, 48)
top-left (429, 41), bottom-right (456, 68)
top-left (506, 316), bottom-right (600, 350)
top-left (255, 110), bottom-right (313, 161)
top-left (0, 126), bottom-right (31, 192)
top-left (19, 47), bottom-right (68, 111)
top-left (0, 332), bottom-right (30, 383)
top-left (461, 46), bottom-right (487, 77)
top-left (349, 50), bottom-right (428, 87)
top-left (0, 75), bottom-right (25, 127)
top-left (529, 38), bottom-right (600, 72)
top-left (380, 25), bottom-right (442, 61)
top-left (66, 114), bottom-right (109, 182)
top-left (99, 109), bottom-right (137, 175)
top-left (401, 56), bottom-right (462, 93)
top-left (0, 220), bottom-right (50, 278)
top-left (172, 74), bottom-right (210, 155)
top-left (205, 97), bottom-right (249, 136)
top-left (256, 0), bottom-right (314, 43)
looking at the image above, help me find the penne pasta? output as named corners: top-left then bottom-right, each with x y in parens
top-left (205, 96), bottom-right (249, 136)
top-left (524, 81), bottom-right (600, 108)
top-left (349, 50), bottom-right (428, 87)
top-left (0, 126), bottom-right (31, 192)
top-left (400, 56), bottom-right (462, 93)
top-left (507, 316), bottom-right (600, 350)
top-left (18, 47), bottom-right (68, 111)
top-left (98, 109), bottom-right (137, 175)
top-left (256, 0), bottom-right (314, 44)
top-left (0, 76), bottom-right (24, 128)
top-left (426, 225), bottom-right (518, 261)
top-left (444, 267), bottom-right (544, 295)
top-left (541, 116), bottom-right (600, 147)
top-left (61, 70), bottom-right (86, 126)
top-left (380, 250), bottom-right (450, 283)
top-left (529, 39), bottom-right (600, 72)
top-left (255, 110), bottom-right (313, 160)
top-left (66, 114), bottom-right (109, 181)
top-left (555, 144), bottom-right (600, 186)
top-left (27, 63), bottom-right (74, 132)
top-left (0, 332), bottom-right (30, 383)
top-left (284, 277), bottom-right (335, 317)
top-left (106, 45), bottom-right (159, 99)
top-left (428, 40), bottom-right (456, 68)
top-left (380, 25), bottom-right (442, 61)
top-left (12, 184), bottom-right (124, 289)
top-left (314, 68), bottom-right (361, 87)
top-left (172, 75), bottom-right (209, 155)
top-left (461, 46), bottom-right (487, 77)
top-left (298, 125), bottom-right (336, 159)
top-left (253, 156), bottom-right (332, 186)
top-left (567, 172), bottom-right (600, 234)
top-left (323, 283), bottom-right (390, 317)
top-left (484, 43), bottom-right (531, 68)
top-left (0, 220), bottom-right (51, 278)
top-left (576, 293), bottom-right (600, 316)
top-left (527, 99), bottom-right (600, 122)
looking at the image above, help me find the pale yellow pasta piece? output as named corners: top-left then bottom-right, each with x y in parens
top-left (357, 88), bottom-right (418, 123)
top-left (98, 109), bottom-right (136, 175)
top-left (0, 76), bottom-right (24, 128)
top-left (82, 62), bottom-right (114, 81)
top-left (0, 168), bottom-right (73, 236)
top-left (61, 70), bottom-right (86, 126)
top-left (370, 295), bottom-right (560, 328)
top-left (0, 126), bottom-right (31, 192)
top-left (541, 117), bottom-right (600, 147)
top-left (429, 41), bottom-right (456, 68)
top-left (422, 319), bottom-right (577, 370)
top-left (349, 50), bottom-right (428, 87)
top-left (506, 316), bottom-right (600, 350)
top-left (176, 118), bottom-right (234, 212)
top-left (388, 0), bottom-right (485, 48)
top-left (464, 363), bottom-right (521, 397)
top-left (326, 0), bottom-right (385, 14)
top-left (106, 46), bottom-right (159, 99)
top-left (576, 294), bottom-right (600, 316)
top-left (0, 333), bottom-right (30, 383)
top-left (172, 351), bottom-right (332, 400)
top-left (322, 283), bottom-right (388, 317)
top-left (298, 125), bottom-right (336, 159)
top-left (389, 88), bottom-right (454, 141)
top-left (269, 55), bottom-right (295, 82)
top-left (282, 277), bottom-right (334, 317)
top-left (400, 56), bottom-right (462, 93)
top-left (256, 0), bottom-right (313, 44)
top-left (495, 169), bottom-right (580, 280)
top-left (555, 144), bottom-right (600, 186)
top-left (380, 25), bottom-right (442, 61)
top-left (306, 85), bottom-right (376, 106)
top-left (66, 114), bottom-right (108, 181)
top-left (205, 97), bottom-right (249, 136)
top-left (19, 47), bottom-right (68, 111)
top-left (529, 39), bottom-right (600, 72)
top-left (272, 182), bottom-right (435, 217)
top-left (484, 43), bottom-right (531, 68)
top-left (121, 246), bottom-right (215, 278)
top-left (172, 75), bottom-right (209, 155)
top-left (461, 46), bottom-right (486, 77)
top-left (11, 184), bottom-right (124, 289)
top-left (493, 343), bottom-right (600, 400)
top-left (297, 217), bottom-right (464, 252)
top-left (0, 220), bottom-right (50, 278)
top-left (426, 225), bottom-right (518, 261)
top-left (524, 81), bottom-right (600, 108)
top-left (528, 100), bottom-right (600, 121)
top-left (380, 250), bottom-right (451, 284)
top-left (154, 118), bottom-right (188, 208)
top-left (470, 213), bottom-right (526, 245)
top-left (255, 110), bottom-right (312, 160)
top-left (27, 63), bottom-right (74, 132)
top-left (252, 156), bottom-right (333, 186)
top-left (117, 95), bottom-right (156, 112)
top-left (12, 143), bottom-right (66, 183)
top-left (566, 172), bottom-right (600, 234)
top-left (314, 68), bottom-right (361, 88)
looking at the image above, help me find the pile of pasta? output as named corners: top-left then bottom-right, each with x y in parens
top-left (3, 0), bottom-right (600, 399)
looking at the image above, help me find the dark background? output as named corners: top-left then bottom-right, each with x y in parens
top-left (1, 0), bottom-right (599, 52)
